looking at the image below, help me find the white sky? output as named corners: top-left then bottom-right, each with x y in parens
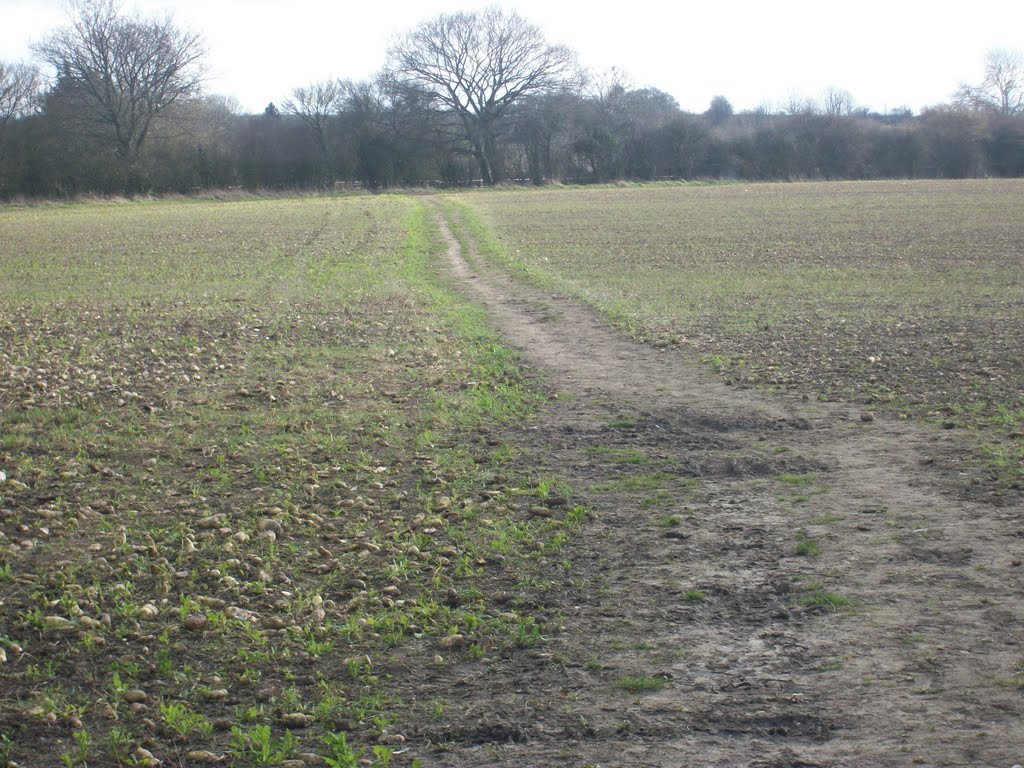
top-left (2, 0), bottom-right (1022, 115)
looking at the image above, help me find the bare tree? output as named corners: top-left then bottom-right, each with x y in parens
top-left (388, 7), bottom-right (577, 184)
top-left (283, 80), bottom-right (344, 183)
top-left (956, 48), bottom-right (1024, 115)
top-left (782, 92), bottom-right (816, 116)
top-left (33, 0), bottom-right (205, 188)
top-left (0, 61), bottom-right (43, 128)
top-left (582, 67), bottom-right (632, 106)
top-left (821, 87), bottom-right (855, 117)
top-left (284, 80), bottom-right (343, 150)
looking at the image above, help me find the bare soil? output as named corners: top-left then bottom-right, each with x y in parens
top-left (419, 214), bottom-right (1024, 767)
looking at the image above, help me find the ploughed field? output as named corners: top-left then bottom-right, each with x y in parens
top-left (0, 197), bottom-right (578, 766)
top-left (1, 180), bottom-right (1022, 767)
top-left (450, 179), bottom-right (1024, 496)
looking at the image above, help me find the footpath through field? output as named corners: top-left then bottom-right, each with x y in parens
top-left (428, 208), bottom-right (1024, 767)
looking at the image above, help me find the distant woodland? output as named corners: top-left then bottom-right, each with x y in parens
top-left (2, 0), bottom-right (1023, 197)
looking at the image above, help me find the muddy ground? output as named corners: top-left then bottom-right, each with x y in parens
top-left (410, 213), bottom-right (1024, 767)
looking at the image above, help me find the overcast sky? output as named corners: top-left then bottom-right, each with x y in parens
top-left (2, 0), bottom-right (1022, 115)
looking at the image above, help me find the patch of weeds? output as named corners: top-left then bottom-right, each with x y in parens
top-left (683, 589), bottom-right (705, 602)
top-left (563, 504), bottom-right (588, 528)
top-left (658, 515), bottom-right (682, 527)
top-left (231, 724), bottom-right (299, 766)
top-left (978, 439), bottom-right (1024, 487)
top-left (72, 730), bottom-right (90, 767)
top-left (372, 745), bottom-right (400, 767)
top-left (273, 684), bottom-right (304, 715)
top-left (107, 671), bottom-right (129, 702)
top-left (236, 705), bottom-right (264, 723)
top-left (901, 633), bottom-right (925, 644)
top-left (160, 701), bottom-right (213, 740)
top-left (992, 676), bottom-right (1024, 689)
top-left (468, 642), bottom-right (486, 660)
top-left (1, 732), bottom-right (14, 767)
top-left (106, 726), bottom-right (134, 763)
top-left (613, 676), bottom-right (666, 694)
top-left (533, 476), bottom-right (571, 502)
top-left (322, 731), bottom-right (360, 768)
top-left (511, 616), bottom-right (545, 648)
top-left (606, 417), bottom-right (640, 429)
top-left (795, 537), bottom-right (821, 557)
top-left (801, 586), bottom-right (856, 613)
top-left (430, 697), bottom-right (446, 721)
top-left (640, 490), bottom-right (675, 508)
top-left (812, 513), bottom-right (845, 524)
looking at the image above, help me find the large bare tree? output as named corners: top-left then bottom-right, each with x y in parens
top-left (956, 48), bottom-right (1024, 116)
top-left (388, 7), bottom-right (576, 184)
top-left (33, 0), bottom-right (205, 188)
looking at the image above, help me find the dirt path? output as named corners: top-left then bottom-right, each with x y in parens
top-left (421, 213), bottom-right (1023, 768)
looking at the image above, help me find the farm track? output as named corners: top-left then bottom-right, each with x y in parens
top-left (426, 211), bottom-right (1024, 767)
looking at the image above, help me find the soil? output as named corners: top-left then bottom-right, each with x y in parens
top-left (413, 213), bottom-right (1024, 767)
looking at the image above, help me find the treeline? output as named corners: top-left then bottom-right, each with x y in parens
top-left (1, 3), bottom-right (1022, 198)
top-left (4, 86), bottom-right (1024, 197)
